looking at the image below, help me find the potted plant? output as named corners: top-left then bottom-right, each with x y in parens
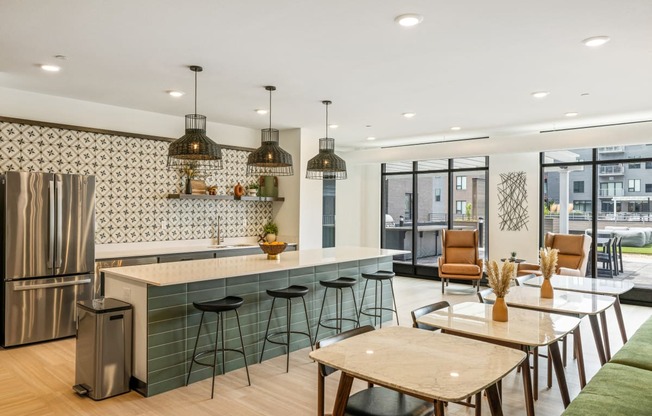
top-left (263, 221), bottom-right (278, 242)
top-left (248, 182), bottom-right (259, 197)
top-left (510, 251), bottom-right (517, 261)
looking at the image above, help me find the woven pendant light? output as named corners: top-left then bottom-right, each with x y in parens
top-left (306, 100), bottom-right (347, 180)
top-left (167, 65), bottom-right (223, 171)
top-left (246, 86), bottom-right (294, 176)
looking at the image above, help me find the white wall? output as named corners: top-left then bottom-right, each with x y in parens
top-left (274, 129), bottom-right (301, 244)
top-left (336, 163), bottom-right (381, 248)
top-left (488, 153), bottom-right (540, 263)
top-left (0, 86), bottom-right (260, 148)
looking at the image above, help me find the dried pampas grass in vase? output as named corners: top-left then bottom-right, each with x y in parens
top-left (486, 260), bottom-right (514, 322)
top-left (539, 247), bottom-right (559, 299)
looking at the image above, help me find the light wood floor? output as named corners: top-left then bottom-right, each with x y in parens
top-left (1, 276), bottom-right (650, 416)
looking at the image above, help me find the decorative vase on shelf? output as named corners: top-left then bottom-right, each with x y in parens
top-left (492, 297), bottom-right (508, 322)
top-left (265, 233), bottom-right (276, 243)
top-left (248, 188), bottom-right (258, 197)
top-left (185, 178), bottom-right (192, 194)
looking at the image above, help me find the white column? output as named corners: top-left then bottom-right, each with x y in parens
top-left (559, 169), bottom-right (570, 234)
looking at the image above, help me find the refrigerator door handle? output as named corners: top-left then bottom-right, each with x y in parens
top-left (56, 178), bottom-right (63, 269)
top-left (12, 279), bottom-right (92, 291)
top-left (48, 180), bottom-right (55, 270)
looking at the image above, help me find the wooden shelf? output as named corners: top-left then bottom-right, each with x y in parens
top-left (166, 194), bottom-right (285, 202)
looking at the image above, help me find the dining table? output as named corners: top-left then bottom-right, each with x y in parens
top-left (522, 274), bottom-right (634, 360)
top-left (485, 285), bottom-right (616, 366)
top-left (309, 326), bottom-right (527, 416)
top-left (416, 302), bottom-right (584, 414)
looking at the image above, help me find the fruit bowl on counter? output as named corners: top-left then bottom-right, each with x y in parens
top-left (259, 242), bottom-right (288, 260)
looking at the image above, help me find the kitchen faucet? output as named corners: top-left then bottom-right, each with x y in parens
top-left (216, 216), bottom-right (224, 244)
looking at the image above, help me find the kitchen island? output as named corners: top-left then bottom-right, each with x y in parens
top-left (102, 246), bottom-right (403, 396)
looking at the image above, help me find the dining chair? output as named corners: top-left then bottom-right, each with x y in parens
top-left (514, 275), bottom-right (534, 286)
top-left (410, 301), bottom-right (482, 415)
top-left (597, 237), bottom-right (615, 278)
top-left (410, 301), bottom-right (450, 329)
top-left (477, 288), bottom-right (495, 304)
top-left (317, 325), bottom-right (435, 416)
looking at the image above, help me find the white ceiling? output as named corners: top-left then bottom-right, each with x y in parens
top-left (1, 0), bottom-right (651, 150)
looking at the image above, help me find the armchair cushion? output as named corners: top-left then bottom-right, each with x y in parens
top-left (440, 263), bottom-right (481, 276)
top-left (446, 247), bottom-right (476, 264)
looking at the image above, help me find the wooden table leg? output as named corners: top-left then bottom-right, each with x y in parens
top-left (331, 372), bottom-right (354, 416)
top-left (588, 314), bottom-right (607, 365)
top-left (485, 383), bottom-right (504, 416)
top-left (549, 341), bottom-right (571, 408)
top-left (574, 326), bottom-right (586, 389)
top-left (435, 400), bottom-right (445, 416)
top-left (520, 358), bottom-right (536, 416)
top-left (600, 311), bottom-right (612, 361)
top-left (613, 296), bottom-right (628, 344)
top-left (475, 392), bottom-right (482, 416)
top-left (532, 347), bottom-right (538, 401)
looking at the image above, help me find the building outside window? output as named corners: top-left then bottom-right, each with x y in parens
top-left (455, 200), bottom-right (466, 214)
top-left (456, 176), bottom-right (467, 190)
top-left (628, 179), bottom-right (641, 192)
top-left (646, 184), bottom-right (652, 193)
top-left (646, 161), bottom-right (652, 169)
top-left (435, 188), bottom-right (441, 202)
top-left (404, 193), bottom-right (413, 220)
top-left (573, 181), bottom-right (584, 193)
top-left (629, 162), bottom-right (641, 169)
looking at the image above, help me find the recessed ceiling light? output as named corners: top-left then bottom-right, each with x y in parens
top-left (582, 36), bottom-right (610, 47)
top-left (328, 124), bottom-right (338, 129)
top-left (167, 90), bottom-right (185, 98)
top-left (395, 14), bottom-right (424, 27)
top-left (581, 92), bottom-right (590, 96)
top-left (531, 91), bottom-right (550, 99)
top-left (40, 64), bottom-right (61, 72)
top-left (565, 112), bottom-right (579, 117)
top-left (402, 112), bottom-right (416, 118)
top-left (450, 126), bottom-right (461, 131)
top-left (366, 136), bottom-right (376, 141)
top-left (255, 109), bottom-right (268, 115)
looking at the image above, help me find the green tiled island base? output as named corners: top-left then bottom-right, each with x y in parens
top-left (145, 257), bottom-right (394, 396)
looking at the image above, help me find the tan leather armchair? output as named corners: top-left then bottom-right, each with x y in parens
top-left (438, 229), bottom-right (483, 293)
top-left (517, 232), bottom-right (592, 277)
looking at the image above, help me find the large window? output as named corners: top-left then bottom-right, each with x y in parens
top-left (382, 157), bottom-right (488, 277)
top-left (543, 145), bottom-right (652, 298)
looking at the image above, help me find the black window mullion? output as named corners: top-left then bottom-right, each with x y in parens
top-left (412, 161), bottom-right (418, 269)
top-left (591, 149), bottom-right (598, 278)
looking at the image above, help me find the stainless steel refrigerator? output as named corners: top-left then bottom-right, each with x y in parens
top-left (1, 171), bottom-right (95, 347)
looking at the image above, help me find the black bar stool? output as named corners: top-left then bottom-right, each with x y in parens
top-left (358, 270), bottom-right (399, 328)
top-left (186, 296), bottom-right (251, 399)
top-left (259, 285), bottom-right (314, 372)
top-left (313, 277), bottom-right (359, 344)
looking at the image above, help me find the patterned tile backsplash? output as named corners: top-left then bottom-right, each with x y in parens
top-left (0, 120), bottom-right (273, 244)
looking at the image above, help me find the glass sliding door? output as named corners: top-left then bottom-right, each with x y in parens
top-left (381, 157), bottom-right (489, 277)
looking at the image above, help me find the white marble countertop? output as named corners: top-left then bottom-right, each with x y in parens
top-left (486, 285), bottom-right (615, 315)
top-left (522, 275), bottom-right (634, 296)
top-left (95, 238), bottom-right (296, 260)
top-left (416, 302), bottom-right (581, 347)
top-left (309, 326), bottom-right (526, 402)
top-left (101, 246), bottom-right (405, 286)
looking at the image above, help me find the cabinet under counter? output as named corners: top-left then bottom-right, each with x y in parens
top-left (102, 247), bottom-right (404, 397)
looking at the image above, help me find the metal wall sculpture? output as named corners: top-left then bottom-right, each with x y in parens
top-left (497, 171), bottom-right (529, 231)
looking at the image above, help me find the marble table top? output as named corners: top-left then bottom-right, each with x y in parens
top-left (485, 285), bottom-right (615, 316)
top-left (522, 275), bottom-right (634, 296)
top-left (309, 326), bottom-right (526, 402)
top-left (416, 302), bottom-right (581, 347)
top-left (101, 246), bottom-right (406, 286)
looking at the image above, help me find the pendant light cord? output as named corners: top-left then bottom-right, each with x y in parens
top-left (194, 69), bottom-right (198, 115)
top-left (325, 102), bottom-right (329, 138)
top-left (269, 88), bottom-right (272, 130)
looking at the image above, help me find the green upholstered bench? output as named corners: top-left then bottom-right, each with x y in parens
top-left (562, 317), bottom-right (652, 416)
top-left (562, 363), bottom-right (652, 415)
top-left (610, 317), bottom-right (652, 372)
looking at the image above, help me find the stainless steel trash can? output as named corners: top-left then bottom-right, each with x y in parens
top-left (74, 298), bottom-right (132, 400)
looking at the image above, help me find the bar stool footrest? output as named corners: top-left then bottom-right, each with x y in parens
top-left (265, 330), bottom-right (312, 346)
